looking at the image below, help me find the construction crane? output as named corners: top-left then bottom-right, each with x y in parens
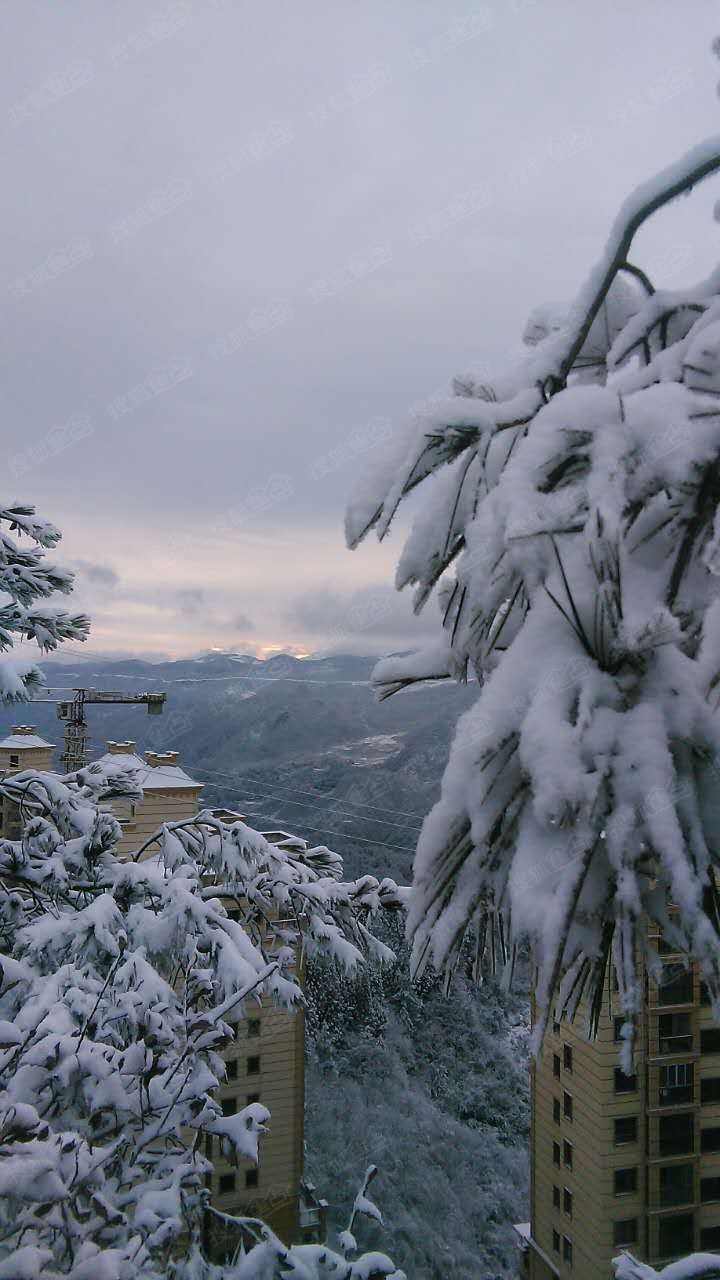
top-left (35, 688), bottom-right (167, 773)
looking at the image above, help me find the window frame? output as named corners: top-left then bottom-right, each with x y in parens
top-left (614, 1116), bottom-right (639, 1147)
top-left (614, 1167), bottom-right (638, 1197)
top-left (613, 1218), bottom-right (638, 1247)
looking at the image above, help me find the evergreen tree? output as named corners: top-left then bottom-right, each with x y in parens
top-left (346, 48), bottom-right (720, 1044)
top-left (0, 502), bottom-right (406, 1278)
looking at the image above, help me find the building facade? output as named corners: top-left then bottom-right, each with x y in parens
top-left (0, 729), bottom-right (322, 1253)
top-left (523, 922), bottom-right (720, 1279)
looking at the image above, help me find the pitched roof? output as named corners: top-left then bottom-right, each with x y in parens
top-left (0, 733), bottom-right (54, 749)
top-left (96, 751), bottom-right (201, 790)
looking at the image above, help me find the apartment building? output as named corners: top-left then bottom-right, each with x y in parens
top-left (0, 728), bottom-right (323, 1254)
top-left (521, 919), bottom-right (720, 1279)
top-left (0, 724), bottom-right (55, 836)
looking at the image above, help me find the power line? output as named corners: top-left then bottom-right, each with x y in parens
top-left (82, 741), bottom-right (419, 858)
top-left (190, 770), bottom-right (422, 835)
top-left (183, 761), bottom-right (427, 826)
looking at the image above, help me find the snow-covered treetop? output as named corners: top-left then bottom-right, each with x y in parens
top-left (347, 89), bottom-right (720, 1044)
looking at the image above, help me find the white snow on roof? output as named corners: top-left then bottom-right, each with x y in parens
top-left (0, 734), bottom-right (54, 749)
top-left (97, 751), bottom-right (201, 790)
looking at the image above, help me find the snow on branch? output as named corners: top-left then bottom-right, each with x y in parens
top-left (0, 754), bottom-right (406, 1277)
top-left (346, 121), bottom-right (720, 1042)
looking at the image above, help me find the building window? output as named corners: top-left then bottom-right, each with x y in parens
top-left (226, 1060), bottom-right (238, 1081)
top-left (552, 1229), bottom-right (560, 1253)
top-left (702, 1028), bottom-right (720, 1055)
top-left (701, 1225), bottom-right (720, 1250)
top-left (614, 1168), bottom-right (637, 1196)
top-left (614, 1016), bottom-right (626, 1043)
top-left (563, 1091), bottom-right (573, 1121)
top-left (247, 1056), bottom-right (260, 1075)
top-left (8, 755), bottom-right (18, 768)
top-left (553, 1053), bottom-right (561, 1079)
top-left (248, 1019), bottom-right (261, 1038)
top-left (660, 1062), bottom-right (694, 1107)
top-left (659, 1012), bottom-right (693, 1055)
top-left (245, 1169), bottom-right (259, 1189)
top-left (613, 1219), bottom-right (638, 1247)
top-left (246, 1092), bottom-right (261, 1105)
top-left (563, 1188), bottom-right (572, 1218)
top-left (614, 1116), bottom-right (638, 1146)
top-left (702, 1177), bottom-right (720, 1203)
top-left (563, 1044), bottom-right (573, 1072)
top-left (553, 1185), bottom-right (560, 1209)
top-left (562, 1236), bottom-right (572, 1266)
top-left (221, 1097), bottom-right (237, 1117)
top-left (701, 980), bottom-right (712, 1007)
top-left (659, 1214), bottom-right (693, 1258)
top-left (552, 1020), bottom-right (561, 1036)
top-left (660, 1163), bottom-right (694, 1209)
top-left (553, 1098), bottom-right (561, 1124)
top-left (702, 1127), bottom-right (720, 1153)
top-left (701, 1077), bottom-right (720, 1105)
top-left (563, 1140), bottom-right (573, 1169)
top-left (658, 965), bottom-right (694, 1006)
top-left (218, 1174), bottom-right (236, 1194)
top-left (660, 1112), bottom-right (694, 1157)
top-left (615, 1068), bottom-right (638, 1094)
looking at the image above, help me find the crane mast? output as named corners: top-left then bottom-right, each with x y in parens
top-left (49, 688), bottom-right (167, 773)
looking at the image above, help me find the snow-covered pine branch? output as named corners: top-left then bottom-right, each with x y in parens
top-left (0, 501), bottom-right (89, 702)
top-left (346, 73), bottom-right (720, 1042)
top-left (0, 755), bottom-right (406, 1278)
top-left (614, 1250), bottom-right (720, 1279)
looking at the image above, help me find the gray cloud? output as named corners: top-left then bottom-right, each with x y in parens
top-left (175, 587), bottom-right (205, 614)
top-left (229, 613), bottom-right (255, 632)
top-left (286, 582), bottom-right (439, 655)
top-left (72, 561), bottom-right (120, 588)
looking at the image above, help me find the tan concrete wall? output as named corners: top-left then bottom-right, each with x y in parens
top-left (111, 785), bottom-right (204, 857)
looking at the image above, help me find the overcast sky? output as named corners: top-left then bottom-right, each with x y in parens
top-left (3, 0), bottom-right (720, 660)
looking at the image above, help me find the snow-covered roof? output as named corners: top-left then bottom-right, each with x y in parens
top-left (97, 751), bottom-right (202, 790)
top-left (0, 733), bottom-right (54, 749)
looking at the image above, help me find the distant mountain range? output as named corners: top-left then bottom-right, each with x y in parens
top-left (7, 652), bottom-right (478, 882)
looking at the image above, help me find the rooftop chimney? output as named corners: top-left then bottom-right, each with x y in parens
top-left (106, 740), bottom-right (136, 755)
top-left (11, 725), bottom-right (37, 735)
top-left (146, 750), bottom-right (180, 767)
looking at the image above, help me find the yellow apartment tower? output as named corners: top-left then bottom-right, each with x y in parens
top-left (520, 916), bottom-right (720, 1279)
top-left (0, 727), bottom-right (324, 1255)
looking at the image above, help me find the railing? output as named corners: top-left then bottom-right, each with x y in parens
top-left (658, 1035), bottom-right (693, 1055)
top-left (659, 1085), bottom-right (693, 1107)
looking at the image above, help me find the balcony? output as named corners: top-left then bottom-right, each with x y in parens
top-left (659, 1084), bottom-right (693, 1107)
